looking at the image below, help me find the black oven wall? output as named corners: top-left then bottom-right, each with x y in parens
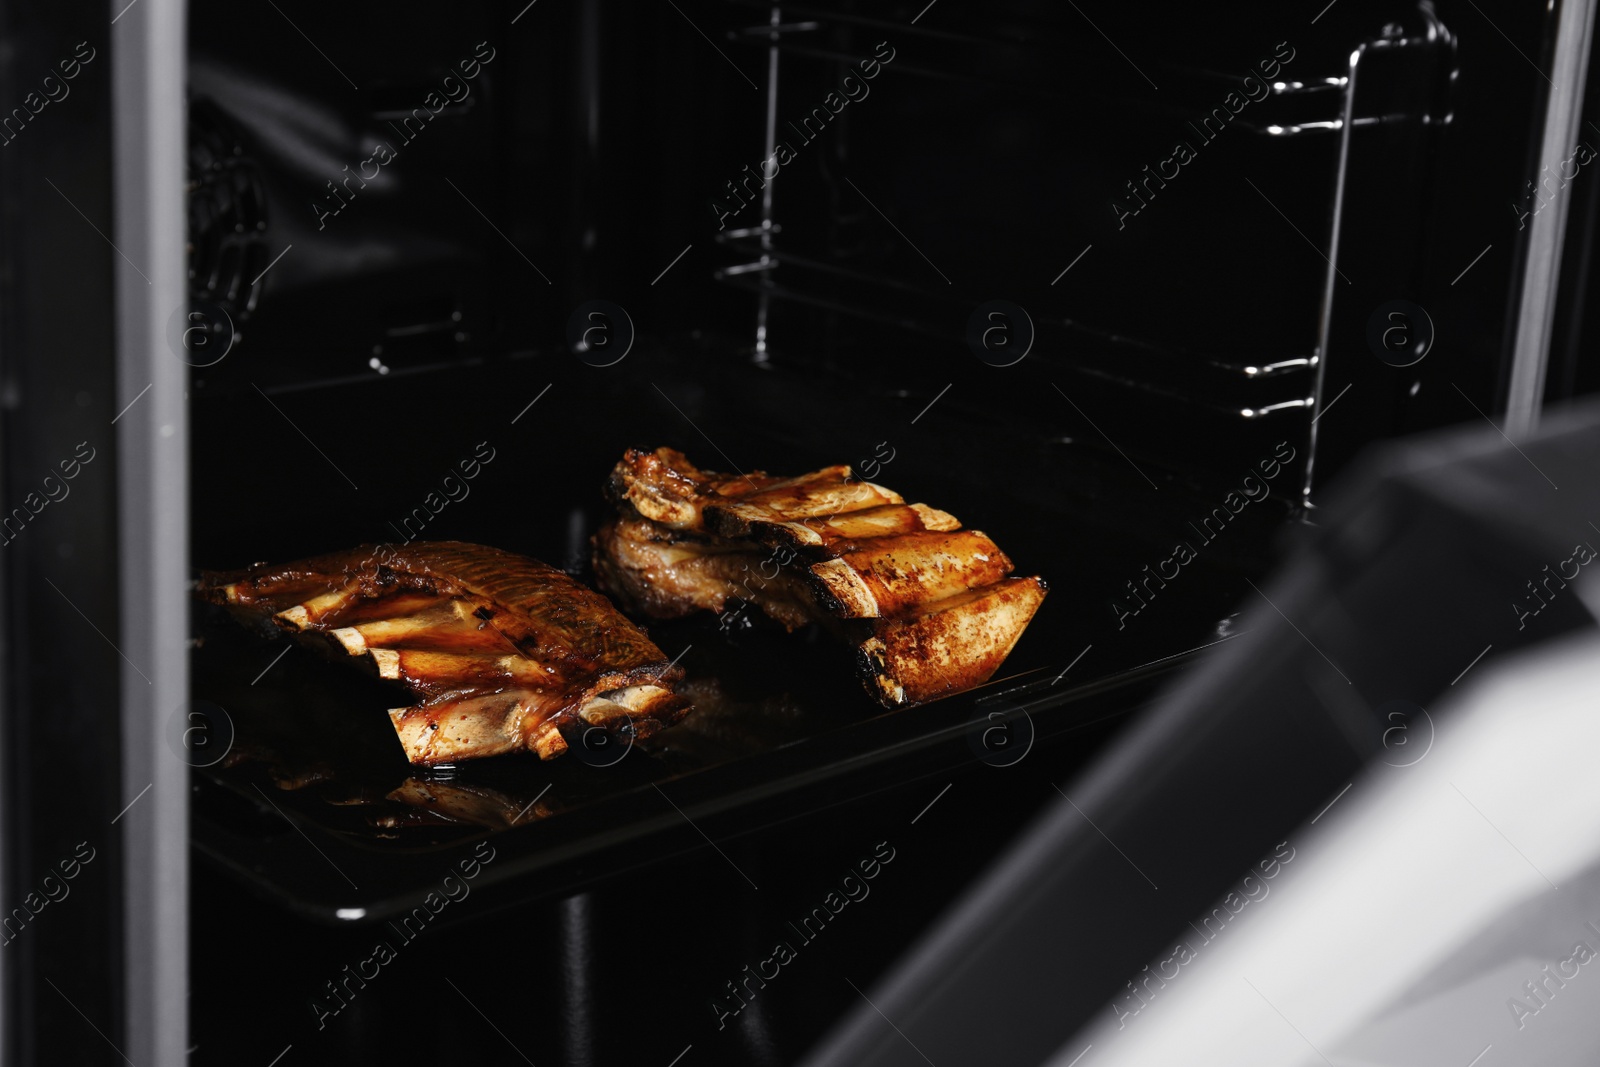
top-left (0, 1), bottom-right (127, 1064)
top-left (183, 0), bottom-right (1586, 508)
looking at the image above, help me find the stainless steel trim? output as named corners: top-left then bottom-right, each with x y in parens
top-left (1300, 45), bottom-right (1363, 505)
top-left (112, 0), bottom-right (189, 1062)
top-left (1505, 0), bottom-right (1598, 439)
top-left (753, 4), bottom-right (782, 361)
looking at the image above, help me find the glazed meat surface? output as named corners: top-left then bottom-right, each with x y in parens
top-left (198, 541), bottom-right (688, 764)
top-left (594, 448), bottom-right (1046, 707)
top-left (591, 516), bottom-right (818, 631)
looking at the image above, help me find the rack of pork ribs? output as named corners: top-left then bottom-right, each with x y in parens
top-left (198, 542), bottom-right (689, 765)
top-left (592, 448), bottom-right (1047, 708)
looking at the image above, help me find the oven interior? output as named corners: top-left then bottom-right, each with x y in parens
top-left (170, 0), bottom-right (1584, 1061)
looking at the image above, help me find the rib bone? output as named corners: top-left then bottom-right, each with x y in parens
top-left (200, 541), bottom-right (690, 764)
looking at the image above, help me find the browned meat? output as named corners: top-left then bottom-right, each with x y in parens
top-left (809, 529), bottom-right (1016, 618)
top-left (603, 446), bottom-right (784, 531)
top-left (738, 502), bottom-right (960, 551)
top-left (591, 516), bottom-right (818, 630)
top-left (858, 577), bottom-right (1048, 706)
top-left (703, 473), bottom-right (903, 538)
top-left (198, 541), bottom-right (689, 764)
top-left (594, 448), bottom-right (1046, 708)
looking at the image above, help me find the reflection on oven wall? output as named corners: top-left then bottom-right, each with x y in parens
top-left (187, 1), bottom-right (517, 381)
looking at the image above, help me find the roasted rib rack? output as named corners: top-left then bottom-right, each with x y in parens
top-left (592, 448), bottom-right (1047, 707)
top-left (197, 542), bottom-right (689, 764)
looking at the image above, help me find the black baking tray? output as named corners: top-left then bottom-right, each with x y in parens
top-left (189, 339), bottom-right (1294, 922)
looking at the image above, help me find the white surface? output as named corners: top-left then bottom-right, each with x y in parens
top-left (1051, 629), bottom-right (1600, 1067)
